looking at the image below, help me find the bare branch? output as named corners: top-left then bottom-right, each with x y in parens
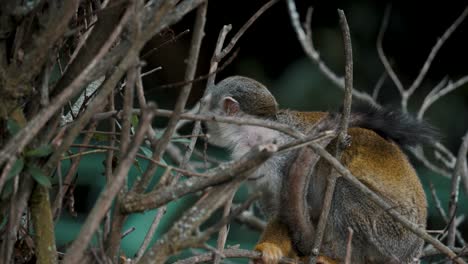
top-left (460, 133), bottom-right (468, 195)
top-left (376, 5), bottom-right (405, 96)
top-left (213, 190), bottom-right (236, 264)
top-left (207, 25), bottom-right (232, 87)
top-left (215, 0), bottom-right (279, 61)
top-left (63, 104), bottom-right (156, 264)
top-left (407, 7), bottom-right (468, 96)
top-left (310, 10), bottom-right (353, 263)
top-left (133, 207), bottom-right (167, 263)
top-left (418, 75), bottom-right (468, 120)
top-left (0, 4), bottom-right (133, 167)
top-left (372, 71), bottom-right (387, 101)
top-left (286, 0), bottom-right (374, 105)
top-left (70, 143), bottom-right (209, 178)
top-left (105, 62), bottom-right (138, 260)
top-left (138, 173), bottom-right (255, 263)
top-left (448, 130), bottom-right (468, 247)
top-left (235, 209), bottom-right (267, 231)
top-left (0, 156), bottom-right (17, 194)
top-left (123, 143), bottom-right (277, 213)
top-left (131, 1), bottom-right (207, 194)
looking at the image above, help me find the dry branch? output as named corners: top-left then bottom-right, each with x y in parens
top-left (131, 1), bottom-right (207, 194)
top-left (309, 9), bottom-right (353, 263)
top-left (123, 143), bottom-right (277, 213)
top-left (63, 105), bottom-right (156, 264)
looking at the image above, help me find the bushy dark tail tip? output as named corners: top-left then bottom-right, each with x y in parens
top-left (348, 101), bottom-right (439, 147)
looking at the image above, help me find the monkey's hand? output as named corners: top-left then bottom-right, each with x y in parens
top-left (254, 242), bottom-right (285, 264)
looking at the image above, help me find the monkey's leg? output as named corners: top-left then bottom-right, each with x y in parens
top-left (254, 217), bottom-right (297, 264)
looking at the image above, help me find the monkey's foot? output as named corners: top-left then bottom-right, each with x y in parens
top-left (317, 255), bottom-right (338, 264)
top-left (254, 242), bottom-right (285, 264)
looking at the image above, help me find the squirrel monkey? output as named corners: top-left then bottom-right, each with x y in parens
top-left (204, 76), bottom-right (434, 264)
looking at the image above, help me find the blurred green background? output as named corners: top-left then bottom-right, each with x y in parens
top-left (55, 0), bottom-right (468, 262)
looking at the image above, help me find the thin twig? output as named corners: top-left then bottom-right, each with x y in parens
top-left (372, 71), bottom-right (387, 100)
top-left (52, 122), bottom-right (98, 220)
top-left (286, 0), bottom-right (374, 105)
top-left (121, 227), bottom-right (136, 239)
top-left (429, 182), bottom-right (449, 222)
top-left (141, 29), bottom-right (190, 59)
top-left (448, 129), bottom-right (468, 247)
top-left (131, 1), bottom-right (207, 194)
top-left (235, 209), bottom-right (266, 231)
top-left (104, 88), bottom-right (116, 239)
top-left (152, 48), bottom-right (239, 89)
top-left (213, 190), bottom-right (236, 264)
top-left (69, 143), bottom-right (209, 177)
top-left (459, 134), bottom-right (468, 196)
top-left (123, 143), bottom-right (277, 213)
top-left (137, 168), bottom-right (264, 263)
top-left (62, 104), bottom-right (156, 264)
top-left (215, 0), bottom-right (279, 61)
top-left (376, 5), bottom-right (405, 96)
top-left (140, 66), bottom-right (162, 78)
top-left (133, 207), bottom-right (167, 263)
top-left (106, 62), bottom-right (138, 260)
top-left (418, 75), bottom-right (468, 120)
top-left (310, 9), bottom-right (353, 263)
top-left (0, 156), bottom-right (17, 194)
top-left (0, 3), bottom-right (132, 167)
top-left (166, 2), bottom-right (208, 189)
top-left (407, 7), bottom-right (468, 97)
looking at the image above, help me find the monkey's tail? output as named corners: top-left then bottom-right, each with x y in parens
top-left (279, 114), bottom-right (340, 256)
top-left (348, 102), bottom-right (439, 147)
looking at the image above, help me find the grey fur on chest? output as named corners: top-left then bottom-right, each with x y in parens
top-left (246, 151), bottom-right (296, 218)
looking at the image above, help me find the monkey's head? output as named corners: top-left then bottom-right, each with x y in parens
top-left (203, 76), bottom-right (280, 151)
top-left (205, 76), bottom-right (278, 117)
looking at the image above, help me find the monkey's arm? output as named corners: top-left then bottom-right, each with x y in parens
top-left (254, 217), bottom-right (296, 263)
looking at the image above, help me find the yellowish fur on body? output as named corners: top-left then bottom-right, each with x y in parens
top-left (254, 111), bottom-right (426, 263)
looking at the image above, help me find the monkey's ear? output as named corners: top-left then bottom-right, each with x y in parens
top-left (222, 96), bottom-right (239, 116)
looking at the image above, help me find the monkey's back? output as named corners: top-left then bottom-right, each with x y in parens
top-left (276, 110), bottom-right (427, 263)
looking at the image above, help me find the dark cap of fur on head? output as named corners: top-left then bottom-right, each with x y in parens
top-left (207, 76), bottom-right (279, 117)
top-left (348, 101), bottom-right (439, 147)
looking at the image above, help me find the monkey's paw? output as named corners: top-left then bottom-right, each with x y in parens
top-left (254, 242), bottom-right (285, 264)
top-left (317, 255), bottom-right (338, 264)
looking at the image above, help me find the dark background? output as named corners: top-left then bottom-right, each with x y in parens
top-left (62, 1), bottom-right (468, 262)
top-left (144, 0), bottom-right (468, 147)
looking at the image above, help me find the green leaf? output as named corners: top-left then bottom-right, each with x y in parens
top-left (1, 180), bottom-right (13, 200)
top-left (7, 158), bottom-right (24, 180)
top-left (27, 165), bottom-right (52, 188)
top-left (93, 133), bottom-right (109, 142)
top-left (7, 119), bottom-right (21, 135)
top-left (133, 159), bottom-right (144, 174)
top-left (131, 114), bottom-right (139, 128)
top-left (25, 145), bottom-right (53, 157)
top-left (139, 146), bottom-right (153, 158)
